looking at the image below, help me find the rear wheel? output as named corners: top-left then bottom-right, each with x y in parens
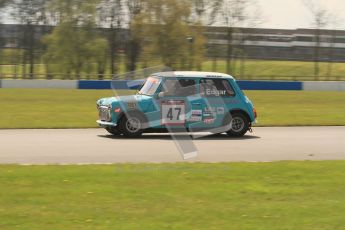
top-left (119, 114), bottom-right (145, 137)
top-left (226, 112), bottom-right (249, 137)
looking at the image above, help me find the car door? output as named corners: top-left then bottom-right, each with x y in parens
top-left (158, 78), bottom-right (198, 129)
top-left (189, 78), bottom-right (236, 131)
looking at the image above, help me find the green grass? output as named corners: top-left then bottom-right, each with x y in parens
top-left (0, 89), bottom-right (132, 129)
top-left (0, 161), bottom-right (345, 229)
top-left (245, 90), bottom-right (345, 126)
top-left (202, 60), bottom-right (345, 81)
top-left (2, 59), bottom-right (345, 80)
top-left (0, 89), bottom-right (345, 128)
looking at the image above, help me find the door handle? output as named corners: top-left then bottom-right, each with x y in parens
top-left (192, 103), bottom-right (201, 105)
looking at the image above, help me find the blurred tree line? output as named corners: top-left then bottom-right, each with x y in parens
top-left (0, 0), bottom-right (259, 79)
top-left (1, 0), bottom-right (340, 80)
top-left (0, 0), bottom-right (200, 79)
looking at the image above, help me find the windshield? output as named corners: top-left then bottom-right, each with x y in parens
top-left (138, 76), bottom-right (161, 95)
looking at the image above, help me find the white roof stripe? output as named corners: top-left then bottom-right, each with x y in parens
top-left (153, 71), bottom-right (234, 79)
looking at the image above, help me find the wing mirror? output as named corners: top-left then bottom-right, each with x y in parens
top-left (157, 92), bottom-right (164, 98)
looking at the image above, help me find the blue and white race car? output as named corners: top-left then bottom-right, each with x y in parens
top-left (97, 71), bottom-right (257, 137)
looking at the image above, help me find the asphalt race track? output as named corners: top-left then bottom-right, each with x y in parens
top-left (0, 127), bottom-right (344, 164)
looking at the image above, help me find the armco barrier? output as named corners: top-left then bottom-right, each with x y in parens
top-left (78, 80), bottom-right (144, 90)
top-left (1, 79), bottom-right (77, 89)
top-left (237, 81), bottom-right (303, 90)
top-left (303, 81), bottom-right (345, 91)
top-left (77, 80), bottom-right (304, 91)
top-left (78, 80), bottom-right (111, 89)
top-left (1, 79), bottom-right (345, 91)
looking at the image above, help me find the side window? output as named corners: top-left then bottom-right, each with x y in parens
top-left (200, 79), bottom-right (235, 97)
top-left (161, 79), bottom-right (196, 96)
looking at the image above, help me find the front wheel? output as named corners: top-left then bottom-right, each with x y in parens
top-left (119, 114), bottom-right (145, 137)
top-left (226, 112), bottom-right (249, 137)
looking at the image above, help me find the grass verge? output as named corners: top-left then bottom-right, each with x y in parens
top-left (0, 89), bottom-right (345, 128)
top-left (245, 90), bottom-right (345, 126)
top-left (202, 59), bottom-right (345, 81)
top-left (0, 162), bottom-right (345, 229)
top-left (2, 59), bottom-right (345, 80)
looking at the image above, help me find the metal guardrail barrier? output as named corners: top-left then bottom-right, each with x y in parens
top-left (2, 79), bottom-right (345, 91)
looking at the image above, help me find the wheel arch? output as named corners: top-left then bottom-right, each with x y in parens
top-left (118, 109), bottom-right (149, 129)
top-left (229, 109), bottom-right (251, 123)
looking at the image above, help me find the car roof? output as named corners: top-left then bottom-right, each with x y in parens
top-left (151, 71), bottom-right (234, 79)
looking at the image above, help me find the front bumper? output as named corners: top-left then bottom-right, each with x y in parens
top-left (96, 120), bottom-right (117, 127)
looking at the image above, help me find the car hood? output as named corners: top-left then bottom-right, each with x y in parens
top-left (97, 94), bottom-right (152, 107)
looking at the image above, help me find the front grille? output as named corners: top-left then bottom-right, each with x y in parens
top-left (98, 106), bottom-right (111, 121)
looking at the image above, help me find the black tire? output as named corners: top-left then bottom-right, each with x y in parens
top-left (105, 127), bottom-right (121, 135)
top-left (226, 112), bottom-right (249, 137)
top-left (119, 113), bottom-right (145, 137)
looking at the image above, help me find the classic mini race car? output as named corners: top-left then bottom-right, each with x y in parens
top-left (96, 71), bottom-right (257, 137)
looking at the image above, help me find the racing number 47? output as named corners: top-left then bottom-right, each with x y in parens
top-left (161, 101), bottom-right (185, 125)
top-left (167, 108), bottom-right (182, 120)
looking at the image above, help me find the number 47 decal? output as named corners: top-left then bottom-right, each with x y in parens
top-left (161, 100), bottom-right (186, 125)
top-left (167, 108), bottom-right (182, 121)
